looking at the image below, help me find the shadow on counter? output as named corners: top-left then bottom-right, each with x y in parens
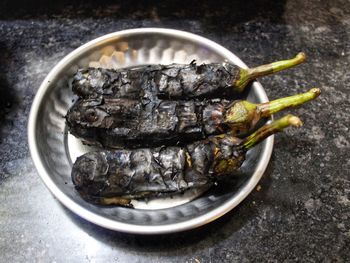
top-left (0, 42), bottom-right (18, 156)
top-left (0, 42), bottom-right (19, 181)
top-left (0, 0), bottom-right (287, 32)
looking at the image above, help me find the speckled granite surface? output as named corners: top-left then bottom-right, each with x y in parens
top-left (0, 0), bottom-right (349, 262)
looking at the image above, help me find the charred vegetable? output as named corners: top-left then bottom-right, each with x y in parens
top-left (72, 53), bottom-right (305, 100)
top-left (72, 115), bottom-right (302, 206)
top-left (66, 88), bottom-right (319, 148)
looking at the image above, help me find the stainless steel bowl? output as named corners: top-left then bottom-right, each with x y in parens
top-left (28, 28), bottom-right (273, 234)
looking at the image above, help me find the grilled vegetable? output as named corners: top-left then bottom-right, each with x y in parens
top-left (66, 88), bottom-right (320, 148)
top-left (72, 53), bottom-right (306, 100)
top-left (72, 115), bottom-right (302, 206)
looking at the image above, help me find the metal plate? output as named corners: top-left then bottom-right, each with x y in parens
top-left (28, 28), bottom-right (273, 234)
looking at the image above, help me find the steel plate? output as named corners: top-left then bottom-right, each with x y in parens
top-left (28, 28), bottom-right (273, 234)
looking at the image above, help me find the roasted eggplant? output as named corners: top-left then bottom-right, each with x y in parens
top-left (72, 53), bottom-right (305, 100)
top-left (72, 115), bottom-right (302, 206)
top-left (66, 88), bottom-right (319, 148)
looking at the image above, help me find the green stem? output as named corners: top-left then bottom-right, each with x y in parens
top-left (235, 52), bottom-right (306, 91)
top-left (257, 88), bottom-right (321, 117)
top-left (224, 88), bottom-right (319, 133)
top-left (243, 114), bottom-right (303, 149)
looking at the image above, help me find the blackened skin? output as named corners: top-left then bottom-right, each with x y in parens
top-left (72, 63), bottom-right (239, 100)
top-left (71, 134), bottom-right (245, 205)
top-left (65, 97), bottom-right (236, 149)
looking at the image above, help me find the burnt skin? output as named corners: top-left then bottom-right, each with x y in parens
top-left (71, 134), bottom-right (245, 205)
top-left (66, 97), bottom-right (237, 148)
top-left (72, 63), bottom-right (240, 100)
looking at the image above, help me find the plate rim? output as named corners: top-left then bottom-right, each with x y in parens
top-left (28, 28), bottom-right (274, 234)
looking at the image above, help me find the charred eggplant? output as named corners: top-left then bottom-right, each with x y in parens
top-left (72, 115), bottom-right (302, 206)
top-left (72, 53), bottom-right (306, 100)
top-left (66, 88), bottom-right (319, 148)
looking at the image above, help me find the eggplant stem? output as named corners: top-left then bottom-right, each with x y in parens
top-left (243, 114), bottom-right (303, 149)
top-left (257, 88), bottom-right (321, 117)
top-left (235, 52), bottom-right (306, 91)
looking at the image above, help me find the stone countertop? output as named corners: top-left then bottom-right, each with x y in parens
top-left (0, 0), bottom-right (349, 262)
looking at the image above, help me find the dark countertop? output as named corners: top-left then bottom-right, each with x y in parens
top-left (0, 0), bottom-right (349, 262)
